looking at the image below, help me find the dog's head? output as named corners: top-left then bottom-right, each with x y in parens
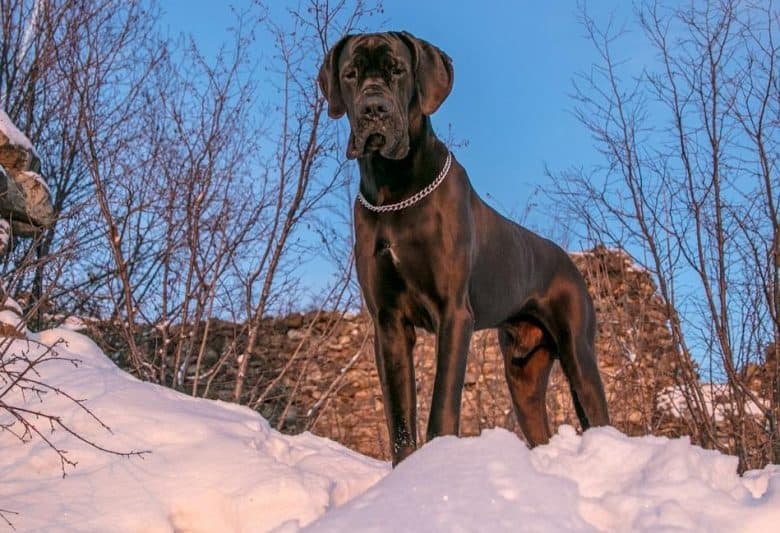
top-left (318, 31), bottom-right (453, 160)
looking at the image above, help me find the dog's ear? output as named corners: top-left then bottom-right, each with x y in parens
top-left (318, 35), bottom-right (353, 119)
top-left (398, 31), bottom-right (454, 115)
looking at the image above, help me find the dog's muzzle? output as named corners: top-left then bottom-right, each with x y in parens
top-left (348, 93), bottom-right (409, 159)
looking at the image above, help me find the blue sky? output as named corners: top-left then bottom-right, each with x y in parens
top-left (160, 1), bottom-right (639, 243)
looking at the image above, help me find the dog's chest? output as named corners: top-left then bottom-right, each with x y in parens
top-left (357, 218), bottom-right (446, 317)
top-left (375, 237), bottom-right (406, 270)
top-left (371, 235), bottom-right (418, 279)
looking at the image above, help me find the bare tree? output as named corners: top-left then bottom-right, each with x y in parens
top-left (1, 1), bottom-right (394, 467)
top-left (1, 0), bottom-right (158, 311)
top-left (551, 0), bottom-right (779, 470)
top-left (230, 0), bottom-right (377, 402)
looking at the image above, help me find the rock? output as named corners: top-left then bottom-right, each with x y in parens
top-left (287, 328), bottom-right (305, 341)
top-left (0, 322), bottom-right (25, 338)
top-left (464, 369), bottom-right (479, 385)
top-left (0, 109), bottom-right (39, 173)
top-left (0, 169), bottom-right (54, 235)
top-left (0, 219), bottom-right (9, 255)
top-left (0, 110), bottom-right (54, 239)
top-left (0, 166), bottom-right (28, 220)
top-left (13, 171), bottom-right (55, 229)
top-left (282, 313), bottom-right (304, 329)
top-left (9, 220), bottom-right (40, 236)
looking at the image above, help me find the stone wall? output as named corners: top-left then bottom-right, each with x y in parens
top-left (85, 246), bottom-right (772, 461)
top-left (140, 246), bottom-right (682, 460)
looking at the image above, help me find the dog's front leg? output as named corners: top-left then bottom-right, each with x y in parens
top-left (373, 311), bottom-right (418, 466)
top-left (427, 305), bottom-right (474, 441)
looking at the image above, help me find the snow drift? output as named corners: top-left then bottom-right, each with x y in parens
top-left (0, 327), bottom-right (386, 531)
top-left (1, 325), bottom-right (778, 532)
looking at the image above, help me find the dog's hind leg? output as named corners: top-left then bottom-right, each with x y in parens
top-left (539, 276), bottom-right (610, 431)
top-left (499, 322), bottom-right (554, 447)
top-left (555, 324), bottom-right (610, 430)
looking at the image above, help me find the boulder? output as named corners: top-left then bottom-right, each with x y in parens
top-left (0, 166), bottom-right (27, 220)
top-left (0, 109), bottom-right (54, 239)
top-left (0, 219), bottom-right (9, 256)
top-left (12, 170), bottom-right (55, 230)
top-left (0, 109), bottom-right (39, 173)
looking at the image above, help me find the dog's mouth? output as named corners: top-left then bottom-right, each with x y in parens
top-left (348, 124), bottom-right (409, 160)
top-left (364, 133), bottom-right (386, 151)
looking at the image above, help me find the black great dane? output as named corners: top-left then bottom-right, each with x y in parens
top-left (318, 31), bottom-right (609, 465)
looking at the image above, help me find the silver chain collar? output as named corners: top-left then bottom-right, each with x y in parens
top-left (357, 151), bottom-right (452, 213)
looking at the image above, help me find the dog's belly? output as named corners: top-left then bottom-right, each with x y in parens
top-left (466, 203), bottom-right (567, 330)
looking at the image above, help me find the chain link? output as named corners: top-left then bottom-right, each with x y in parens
top-left (357, 151), bottom-right (452, 213)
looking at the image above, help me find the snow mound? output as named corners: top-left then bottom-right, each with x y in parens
top-left (306, 426), bottom-right (780, 532)
top-left (1, 326), bottom-right (778, 532)
top-left (0, 328), bottom-right (387, 532)
top-left (659, 383), bottom-right (768, 422)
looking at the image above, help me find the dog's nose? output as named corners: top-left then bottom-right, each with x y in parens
top-left (359, 96), bottom-right (390, 119)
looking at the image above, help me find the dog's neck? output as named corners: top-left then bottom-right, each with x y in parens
top-left (356, 116), bottom-right (449, 207)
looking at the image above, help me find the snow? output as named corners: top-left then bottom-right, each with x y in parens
top-left (309, 426), bottom-right (780, 533)
top-left (659, 383), bottom-right (769, 422)
top-left (1, 321), bottom-right (779, 532)
top-left (0, 291), bottom-right (29, 337)
top-left (0, 108), bottom-right (33, 151)
top-left (0, 327), bottom-right (386, 532)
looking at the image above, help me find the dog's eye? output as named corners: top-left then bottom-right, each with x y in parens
top-left (342, 69), bottom-right (358, 81)
top-left (391, 67), bottom-right (405, 77)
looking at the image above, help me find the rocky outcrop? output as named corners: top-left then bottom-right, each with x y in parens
top-left (0, 110), bottom-right (56, 337)
top-left (568, 247), bottom-right (683, 434)
top-left (0, 109), bottom-right (55, 251)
